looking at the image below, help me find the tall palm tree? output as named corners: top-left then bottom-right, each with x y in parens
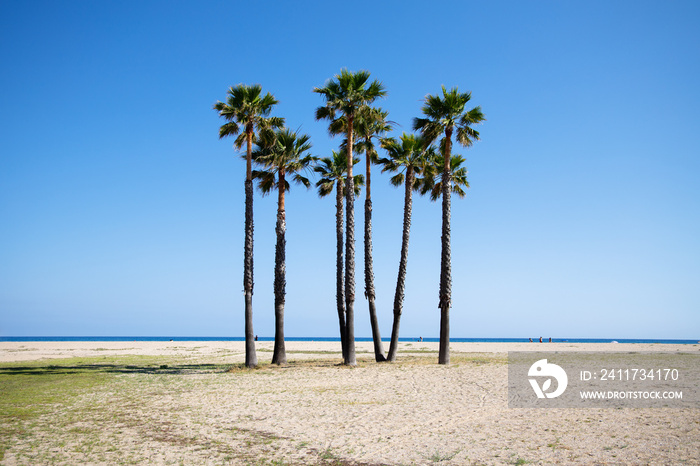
top-left (336, 106), bottom-right (394, 362)
top-left (251, 128), bottom-right (315, 365)
top-left (379, 134), bottom-right (434, 361)
top-left (413, 86), bottom-right (484, 365)
top-left (314, 151), bottom-right (363, 362)
top-left (314, 69), bottom-right (386, 365)
top-left (214, 84), bottom-right (284, 368)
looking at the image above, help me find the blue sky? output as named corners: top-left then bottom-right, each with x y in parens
top-left (1, 1), bottom-right (698, 339)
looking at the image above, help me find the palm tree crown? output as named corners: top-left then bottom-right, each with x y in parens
top-left (412, 85), bottom-right (484, 149)
top-left (314, 70), bottom-right (387, 124)
top-left (314, 151), bottom-right (364, 198)
top-left (379, 133), bottom-right (434, 188)
top-left (420, 151), bottom-right (470, 201)
top-left (214, 84), bottom-right (284, 149)
top-left (251, 129), bottom-right (315, 195)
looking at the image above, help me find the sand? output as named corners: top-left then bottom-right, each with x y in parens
top-left (1, 340), bottom-right (694, 363)
top-left (1, 341), bottom-right (699, 465)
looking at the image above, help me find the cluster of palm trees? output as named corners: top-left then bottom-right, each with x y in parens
top-left (214, 69), bottom-right (484, 367)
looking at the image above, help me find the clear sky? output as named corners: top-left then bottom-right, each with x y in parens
top-left (1, 1), bottom-right (698, 339)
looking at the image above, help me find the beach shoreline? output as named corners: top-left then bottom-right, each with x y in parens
top-left (1, 340), bottom-right (696, 363)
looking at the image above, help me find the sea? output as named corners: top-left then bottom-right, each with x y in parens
top-left (0, 337), bottom-right (697, 344)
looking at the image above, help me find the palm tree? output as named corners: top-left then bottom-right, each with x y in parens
top-left (336, 106), bottom-right (393, 362)
top-left (379, 134), bottom-right (434, 361)
top-left (214, 84), bottom-right (284, 368)
top-left (251, 128), bottom-right (315, 365)
top-left (314, 151), bottom-right (364, 362)
top-left (413, 86), bottom-right (484, 365)
top-left (314, 69), bottom-right (386, 365)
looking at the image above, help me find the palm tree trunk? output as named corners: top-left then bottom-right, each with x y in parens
top-left (387, 168), bottom-right (414, 361)
top-left (335, 180), bottom-right (347, 361)
top-left (364, 149), bottom-right (385, 362)
top-left (438, 133), bottom-right (452, 365)
top-left (344, 117), bottom-right (357, 366)
top-left (271, 174), bottom-right (287, 365)
top-left (244, 130), bottom-right (257, 368)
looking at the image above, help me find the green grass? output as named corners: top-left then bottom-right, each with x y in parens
top-left (0, 355), bottom-right (241, 460)
top-left (547, 437), bottom-right (572, 454)
top-left (427, 448), bottom-right (461, 462)
top-left (0, 359), bottom-right (113, 460)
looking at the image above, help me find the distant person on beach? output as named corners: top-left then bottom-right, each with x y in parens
top-left (254, 335), bottom-right (258, 341)
top-left (549, 337), bottom-right (552, 342)
top-left (419, 336), bottom-right (423, 342)
top-left (539, 336), bottom-right (543, 343)
top-left (529, 338), bottom-right (533, 342)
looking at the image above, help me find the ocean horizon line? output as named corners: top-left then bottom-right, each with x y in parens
top-left (1, 336), bottom-right (698, 344)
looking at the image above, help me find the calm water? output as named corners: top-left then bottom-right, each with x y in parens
top-left (0, 336), bottom-right (697, 344)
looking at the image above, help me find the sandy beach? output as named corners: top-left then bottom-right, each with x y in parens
top-left (1, 340), bottom-right (694, 363)
top-left (1, 341), bottom-right (698, 465)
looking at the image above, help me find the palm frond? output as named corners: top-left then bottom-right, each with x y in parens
top-left (451, 165), bottom-right (470, 190)
top-left (452, 184), bottom-right (467, 198)
top-left (293, 174), bottom-right (311, 189)
top-left (258, 92), bottom-right (279, 115)
top-left (366, 79), bottom-right (387, 100)
top-left (257, 127), bottom-right (278, 148)
top-left (218, 121), bottom-right (240, 139)
top-left (411, 175), bottom-right (423, 192)
top-left (315, 105), bottom-right (335, 122)
top-left (462, 106), bottom-right (485, 124)
top-left (390, 173), bottom-right (404, 187)
top-left (315, 177), bottom-right (335, 197)
top-left (417, 173), bottom-right (434, 197)
top-left (412, 118), bottom-right (441, 144)
top-left (313, 157), bottom-right (333, 175)
top-left (328, 117), bottom-right (346, 136)
top-left (267, 116), bottom-right (286, 129)
top-left (232, 132), bottom-right (247, 150)
top-left (380, 136), bottom-right (397, 149)
top-left (252, 170), bottom-right (276, 196)
top-left (380, 158), bottom-right (399, 173)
